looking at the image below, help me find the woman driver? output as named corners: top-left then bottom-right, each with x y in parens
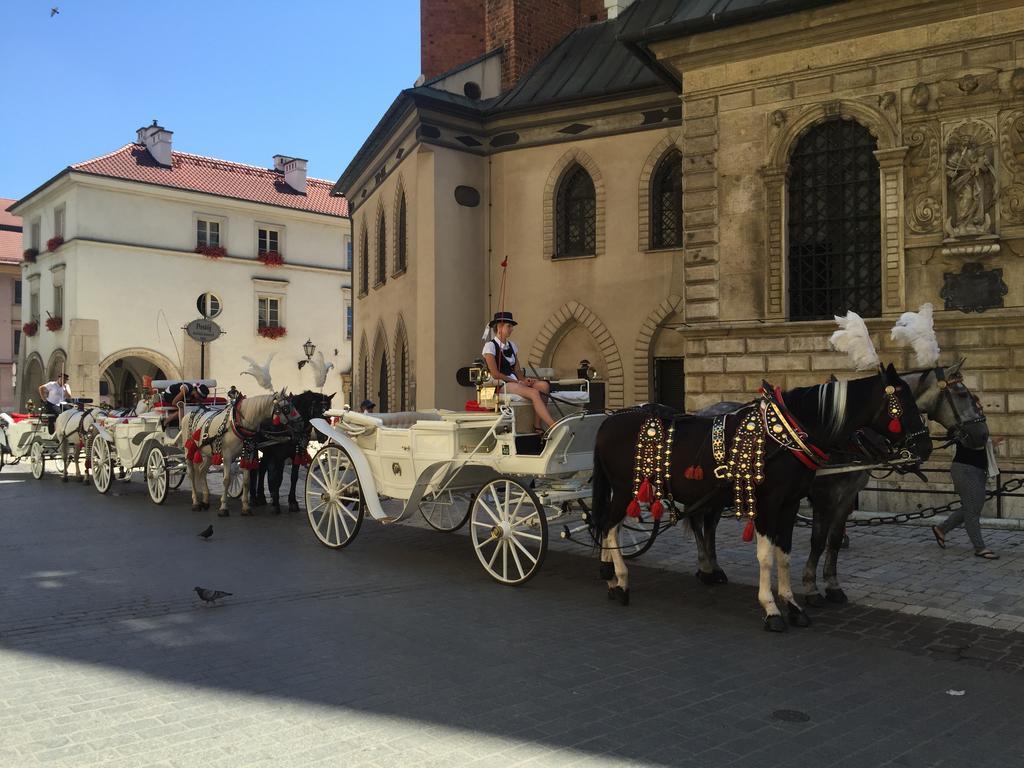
top-left (482, 311), bottom-right (555, 431)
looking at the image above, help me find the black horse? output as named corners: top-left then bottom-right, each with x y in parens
top-left (589, 365), bottom-right (931, 631)
top-left (250, 391), bottom-right (334, 513)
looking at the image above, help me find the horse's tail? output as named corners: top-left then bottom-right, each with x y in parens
top-left (589, 436), bottom-right (613, 545)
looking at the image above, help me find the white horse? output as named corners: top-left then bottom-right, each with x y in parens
top-left (53, 407), bottom-right (102, 483)
top-left (183, 389), bottom-right (295, 516)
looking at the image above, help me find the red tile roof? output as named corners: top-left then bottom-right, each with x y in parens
top-left (69, 145), bottom-right (349, 217)
top-left (0, 198), bottom-right (23, 265)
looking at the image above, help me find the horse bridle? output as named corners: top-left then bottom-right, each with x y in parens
top-left (931, 366), bottom-right (987, 447)
top-left (870, 370), bottom-right (930, 464)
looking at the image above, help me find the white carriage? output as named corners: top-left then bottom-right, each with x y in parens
top-left (305, 376), bottom-right (657, 585)
top-left (88, 380), bottom-right (244, 504)
top-left (0, 400), bottom-right (97, 480)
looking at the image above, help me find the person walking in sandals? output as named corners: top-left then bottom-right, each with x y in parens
top-left (932, 436), bottom-right (1001, 560)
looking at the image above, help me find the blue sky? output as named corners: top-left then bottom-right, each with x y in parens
top-left (1, 1), bottom-right (420, 199)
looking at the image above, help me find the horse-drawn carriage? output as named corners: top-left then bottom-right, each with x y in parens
top-left (304, 374), bottom-right (659, 584)
top-left (88, 380), bottom-right (245, 504)
top-left (0, 399), bottom-right (97, 480)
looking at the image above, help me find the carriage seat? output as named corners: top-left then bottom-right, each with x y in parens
top-left (373, 411), bottom-right (443, 429)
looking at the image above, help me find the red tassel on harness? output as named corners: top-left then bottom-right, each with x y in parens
top-left (888, 418), bottom-right (901, 434)
top-left (637, 477), bottom-right (653, 503)
top-left (192, 430), bottom-right (201, 443)
top-left (211, 453), bottom-right (223, 466)
top-left (191, 450), bottom-right (203, 464)
top-left (626, 499), bottom-right (642, 518)
top-left (742, 519), bottom-right (755, 542)
top-left (293, 453), bottom-right (309, 466)
top-left (240, 457), bottom-right (259, 471)
top-left (683, 465), bottom-right (704, 481)
top-left (273, 414), bottom-right (282, 426)
top-left (650, 499), bottom-right (664, 521)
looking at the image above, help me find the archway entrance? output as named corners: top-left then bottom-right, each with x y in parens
top-left (97, 349), bottom-right (178, 408)
top-left (21, 357), bottom-right (45, 411)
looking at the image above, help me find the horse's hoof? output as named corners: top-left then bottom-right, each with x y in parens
top-left (608, 587), bottom-right (630, 606)
top-left (272, 504), bottom-right (281, 515)
top-left (288, 501), bottom-right (300, 512)
top-left (191, 504), bottom-right (204, 512)
top-left (711, 568), bottom-right (728, 584)
top-left (763, 614), bottom-right (788, 633)
top-left (217, 510), bottom-right (230, 517)
top-left (61, 476), bottom-right (68, 483)
top-left (241, 510), bottom-right (254, 517)
top-left (825, 588), bottom-right (848, 604)
top-left (804, 592), bottom-right (826, 607)
top-left (787, 602), bottom-right (812, 628)
top-left (695, 570), bottom-right (717, 585)
top-left (252, 497), bottom-right (266, 507)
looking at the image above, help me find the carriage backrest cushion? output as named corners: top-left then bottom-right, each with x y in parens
top-left (376, 411), bottom-right (444, 429)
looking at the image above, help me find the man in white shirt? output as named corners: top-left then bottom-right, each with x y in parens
top-left (38, 373), bottom-right (72, 416)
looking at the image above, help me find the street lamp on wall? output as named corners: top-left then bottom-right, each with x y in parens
top-left (297, 338), bottom-right (316, 370)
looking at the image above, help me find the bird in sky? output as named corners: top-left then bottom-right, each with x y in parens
top-left (51, 7), bottom-right (60, 17)
top-left (240, 353), bottom-right (275, 391)
top-left (198, 525), bottom-right (213, 540)
top-left (194, 586), bottom-right (232, 604)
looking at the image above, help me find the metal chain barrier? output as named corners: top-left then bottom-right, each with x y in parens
top-left (795, 477), bottom-right (1024, 527)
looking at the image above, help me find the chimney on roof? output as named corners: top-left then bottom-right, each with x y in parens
top-left (603, 0), bottom-right (635, 19)
top-left (136, 120), bottom-right (173, 166)
top-left (273, 155), bottom-right (308, 194)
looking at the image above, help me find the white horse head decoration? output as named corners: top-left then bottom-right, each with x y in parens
top-left (890, 303), bottom-right (940, 368)
top-left (241, 353), bottom-right (275, 392)
top-left (829, 311), bottom-right (880, 370)
top-left (308, 350), bottom-right (334, 389)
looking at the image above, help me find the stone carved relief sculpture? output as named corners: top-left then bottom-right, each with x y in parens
top-left (904, 122), bottom-right (942, 235)
top-left (944, 121), bottom-right (996, 238)
top-left (999, 109), bottom-right (1024, 227)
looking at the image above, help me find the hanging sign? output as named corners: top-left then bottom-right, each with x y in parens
top-left (185, 318), bottom-right (223, 343)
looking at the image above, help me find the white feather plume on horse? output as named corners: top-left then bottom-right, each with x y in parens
top-left (241, 353), bottom-right (275, 391)
top-left (890, 303), bottom-right (940, 368)
top-left (829, 311), bottom-right (880, 370)
top-left (308, 350), bottom-right (334, 389)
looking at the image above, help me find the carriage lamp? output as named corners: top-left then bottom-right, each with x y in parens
top-left (578, 360), bottom-right (599, 381)
top-left (297, 338), bottom-right (317, 370)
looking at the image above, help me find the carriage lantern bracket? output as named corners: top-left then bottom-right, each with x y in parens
top-left (297, 339), bottom-right (316, 370)
top-left (578, 359), bottom-right (599, 381)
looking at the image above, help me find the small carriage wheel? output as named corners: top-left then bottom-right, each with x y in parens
top-left (91, 437), bottom-right (113, 494)
top-left (305, 445), bottom-right (364, 549)
top-left (145, 445), bottom-right (169, 505)
top-left (226, 464), bottom-right (245, 499)
top-left (619, 515), bottom-right (660, 559)
top-left (30, 441), bottom-right (46, 480)
top-left (419, 489), bottom-right (474, 532)
top-left (470, 477), bottom-right (547, 586)
top-left (169, 461), bottom-right (187, 490)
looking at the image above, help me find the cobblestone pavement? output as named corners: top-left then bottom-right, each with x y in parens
top-left (2, 463), bottom-right (1024, 767)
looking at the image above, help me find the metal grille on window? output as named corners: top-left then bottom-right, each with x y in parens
top-left (376, 213), bottom-right (387, 285)
top-left (555, 164), bottom-right (596, 258)
top-left (788, 120), bottom-right (881, 321)
top-left (651, 149), bottom-right (683, 249)
top-left (396, 193), bottom-right (407, 273)
top-left (360, 230), bottom-right (369, 294)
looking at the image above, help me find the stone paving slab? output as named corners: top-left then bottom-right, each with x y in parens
top-left (3, 463), bottom-right (1024, 766)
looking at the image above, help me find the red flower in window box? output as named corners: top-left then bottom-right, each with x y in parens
top-left (195, 244), bottom-right (227, 259)
top-left (45, 316), bottom-right (63, 332)
top-left (258, 326), bottom-right (287, 339)
top-left (258, 250), bottom-right (284, 266)
top-left (47, 236), bottom-right (64, 252)
top-left (23, 320), bottom-right (38, 337)
top-left (22, 248), bottom-right (38, 263)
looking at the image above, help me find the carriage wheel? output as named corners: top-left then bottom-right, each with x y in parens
top-left (470, 477), bottom-right (547, 585)
top-left (305, 445), bottom-right (363, 549)
top-left (169, 461), bottom-right (187, 490)
top-left (618, 513), bottom-right (660, 559)
top-left (419, 490), bottom-right (473, 532)
top-left (30, 441), bottom-right (46, 480)
top-left (145, 445), bottom-right (169, 505)
top-left (226, 464), bottom-right (244, 499)
top-left (91, 438), bottom-right (113, 494)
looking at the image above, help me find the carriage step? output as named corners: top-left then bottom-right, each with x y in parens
top-left (379, 516), bottom-right (399, 525)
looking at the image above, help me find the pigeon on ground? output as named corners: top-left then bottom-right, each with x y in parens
top-left (194, 586), bottom-right (232, 604)
top-left (198, 525), bottom-right (213, 540)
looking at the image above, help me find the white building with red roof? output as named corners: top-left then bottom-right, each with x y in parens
top-left (0, 199), bottom-right (23, 411)
top-left (8, 122), bottom-right (352, 407)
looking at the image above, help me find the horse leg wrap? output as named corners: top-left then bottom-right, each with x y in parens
top-left (599, 561), bottom-right (615, 581)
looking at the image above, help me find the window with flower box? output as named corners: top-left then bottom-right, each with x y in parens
top-left (30, 220), bottom-right (40, 251)
top-left (258, 227), bottom-right (281, 256)
top-left (53, 205), bottom-right (65, 239)
top-left (197, 219), bottom-right (221, 248)
top-left (258, 296), bottom-right (281, 329)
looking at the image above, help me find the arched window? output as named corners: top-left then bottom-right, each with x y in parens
top-left (395, 191), bottom-right (408, 274)
top-left (376, 210), bottom-right (387, 286)
top-left (359, 227), bottom-right (369, 295)
top-left (377, 353), bottom-right (389, 413)
top-left (555, 164), bottom-right (596, 259)
top-left (650, 149), bottom-right (682, 249)
top-left (397, 338), bottom-right (408, 411)
top-left (788, 119), bottom-right (881, 321)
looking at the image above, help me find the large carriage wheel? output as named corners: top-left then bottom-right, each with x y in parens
top-left (169, 461), bottom-right (187, 490)
top-left (470, 477), bottom-right (547, 585)
top-left (91, 438), bottom-right (114, 494)
top-left (305, 445), bottom-right (364, 549)
top-left (30, 440), bottom-right (46, 480)
top-left (226, 463), bottom-right (244, 499)
top-left (419, 489), bottom-right (473, 532)
top-left (145, 445), bottom-right (169, 505)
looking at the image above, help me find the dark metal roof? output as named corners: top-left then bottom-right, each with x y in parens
top-left (618, 0), bottom-right (853, 44)
top-left (493, 18), bottom-right (668, 111)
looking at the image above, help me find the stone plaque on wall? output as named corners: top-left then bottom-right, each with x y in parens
top-left (940, 262), bottom-right (1008, 313)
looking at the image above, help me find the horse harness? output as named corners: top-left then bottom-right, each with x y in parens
top-left (932, 366), bottom-right (986, 447)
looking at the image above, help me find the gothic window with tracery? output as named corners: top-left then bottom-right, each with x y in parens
top-left (376, 210), bottom-right (387, 286)
top-left (359, 227), bottom-right (369, 295)
top-left (650, 149), bottom-right (682, 249)
top-left (555, 164), bottom-right (596, 259)
top-left (395, 191), bottom-right (408, 274)
top-left (788, 119), bottom-right (881, 321)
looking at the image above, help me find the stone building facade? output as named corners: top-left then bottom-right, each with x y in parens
top-left (344, 0), bottom-right (1024, 514)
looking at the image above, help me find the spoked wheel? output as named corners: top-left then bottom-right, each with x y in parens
top-left (30, 441), bottom-right (45, 480)
top-left (169, 462), bottom-right (187, 490)
top-left (91, 438), bottom-right (113, 494)
top-left (226, 464), bottom-right (244, 499)
top-left (470, 477), bottom-right (547, 585)
top-left (419, 489), bottom-right (474, 532)
top-left (305, 445), bottom-right (364, 549)
top-left (619, 513), bottom-right (660, 559)
top-left (145, 445), bottom-right (169, 504)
